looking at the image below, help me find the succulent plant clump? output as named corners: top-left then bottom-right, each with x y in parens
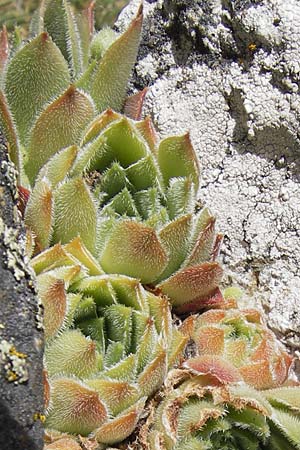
top-left (136, 370), bottom-right (300, 450)
top-left (32, 237), bottom-right (187, 445)
top-left (1, 2), bottom-right (299, 450)
top-left (180, 308), bottom-right (293, 390)
top-left (23, 108), bottom-right (225, 312)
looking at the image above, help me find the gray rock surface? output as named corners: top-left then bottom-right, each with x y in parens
top-left (118, 0), bottom-right (300, 350)
top-left (0, 131), bottom-right (44, 450)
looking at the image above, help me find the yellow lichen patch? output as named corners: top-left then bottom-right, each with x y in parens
top-left (33, 412), bottom-right (46, 423)
top-left (9, 345), bottom-right (27, 359)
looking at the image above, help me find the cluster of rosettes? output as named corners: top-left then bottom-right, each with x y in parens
top-left (138, 371), bottom-right (300, 450)
top-left (181, 308), bottom-right (293, 389)
top-left (25, 109), bottom-right (224, 313)
top-left (1, 1), bottom-right (300, 450)
top-left (33, 237), bottom-right (187, 445)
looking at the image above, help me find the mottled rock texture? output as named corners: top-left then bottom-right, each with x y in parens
top-left (0, 131), bottom-right (44, 450)
top-left (117, 0), bottom-right (300, 351)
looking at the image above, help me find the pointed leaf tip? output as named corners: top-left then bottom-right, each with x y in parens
top-left (159, 262), bottom-right (223, 307)
top-left (5, 32), bottom-right (70, 145)
top-left (158, 133), bottom-right (200, 191)
top-left (25, 87), bottom-right (94, 184)
top-left (0, 25), bottom-right (9, 75)
top-left (124, 88), bottom-right (148, 120)
top-left (90, 7), bottom-right (143, 112)
top-left (100, 220), bottom-right (168, 283)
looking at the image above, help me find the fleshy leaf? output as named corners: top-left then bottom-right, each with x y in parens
top-left (86, 379), bottom-right (139, 416)
top-left (76, 1), bottom-right (95, 69)
top-left (25, 86), bottom-right (95, 184)
top-left (264, 387), bottom-right (300, 413)
top-left (158, 133), bottom-right (200, 191)
top-left (100, 220), bottom-right (168, 284)
top-left (5, 32), bottom-right (70, 144)
top-left (24, 178), bottom-right (53, 251)
top-left (93, 397), bottom-right (146, 444)
top-left (37, 145), bottom-right (79, 188)
top-left (183, 355), bottom-right (243, 384)
top-left (44, 0), bottom-right (83, 78)
top-left (138, 347), bottom-right (167, 397)
top-left (0, 26), bottom-right (9, 80)
top-left (45, 438), bottom-right (82, 450)
top-left (46, 378), bottom-right (108, 435)
top-left (158, 214), bottom-right (193, 281)
top-left (52, 177), bottom-right (97, 253)
top-left (31, 243), bottom-right (75, 275)
top-left (136, 116), bottom-right (158, 154)
top-left (0, 90), bottom-right (20, 173)
top-left (124, 88), bottom-right (148, 120)
top-left (63, 237), bottom-right (103, 276)
top-left (159, 262), bottom-right (223, 307)
top-left (166, 178), bottom-right (195, 220)
top-left (90, 6), bottom-right (143, 112)
top-left (90, 26), bottom-right (119, 60)
top-left (45, 329), bottom-right (99, 377)
top-left (37, 274), bottom-right (67, 340)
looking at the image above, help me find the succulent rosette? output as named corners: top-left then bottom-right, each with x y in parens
top-left (0, 0), bottom-right (142, 182)
top-left (32, 237), bottom-right (187, 445)
top-left (180, 307), bottom-right (293, 390)
top-left (1, 0), bottom-right (225, 313)
top-left (22, 108), bottom-right (224, 312)
top-left (137, 370), bottom-right (300, 450)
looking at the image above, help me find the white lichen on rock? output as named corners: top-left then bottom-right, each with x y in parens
top-left (118, 0), bottom-right (300, 347)
top-left (0, 339), bottom-right (29, 384)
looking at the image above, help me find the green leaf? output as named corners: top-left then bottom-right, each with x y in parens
top-left (134, 188), bottom-right (164, 221)
top-left (104, 341), bottom-right (125, 367)
top-left (102, 188), bottom-right (140, 217)
top-left (37, 144), bottom-right (78, 188)
top-left (85, 379), bottom-right (139, 416)
top-left (104, 304), bottom-right (132, 353)
top-left (0, 26), bottom-right (9, 83)
top-left (94, 397), bottom-right (146, 445)
top-left (103, 354), bottom-right (136, 382)
top-left (76, 1), bottom-right (94, 70)
top-left (159, 262), bottom-right (223, 307)
top-left (24, 178), bottom-right (53, 251)
top-left (100, 162), bottom-right (129, 200)
top-left (100, 220), bottom-right (168, 284)
top-left (25, 86), bottom-right (95, 184)
top-left (5, 33), bottom-right (70, 144)
top-left (44, 0), bottom-right (82, 78)
top-left (45, 329), bottom-right (99, 378)
top-left (45, 378), bottom-right (108, 435)
top-left (90, 27), bottom-right (119, 60)
top-left (125, 154), bottom-right (162, 191)
top-left (37, 274), bottom-right (67, 340)
top-left (166, 178), bottom-right (195, 220)
top-left (264, 387), bottom-right (300, 413)
top-left (0, 90), bottom-right (20, 174)
top-left (158, 133), bottom-right (200, 191)
top-left (90, 6), bottom-right (143, 112)
top-left (77, 317), bottom-right (105, 352)
top-left (158, 214), bottom-right (193, 281)
top-left (52, 177), bottom-right (97, 253)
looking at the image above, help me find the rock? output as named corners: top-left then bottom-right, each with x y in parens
top-left (117, 0), bottom-right (300, 348)
top-left (0, 130), bottom-right (44, 450)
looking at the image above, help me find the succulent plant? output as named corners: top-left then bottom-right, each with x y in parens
top-left (180, 307), bottom-right (293, 390)
top-left (32, 237), bottom-right (187, 445)
top-left (22, 108), bottom-right (224, 312)
top-left (136, 369), bottom-right (300, 450)
top-left (1, 2), bottom-right (298, 450)
top-left (0, 0), bottom-right (142, 177)
top-left (1, 0), bottom-right (225, 313)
